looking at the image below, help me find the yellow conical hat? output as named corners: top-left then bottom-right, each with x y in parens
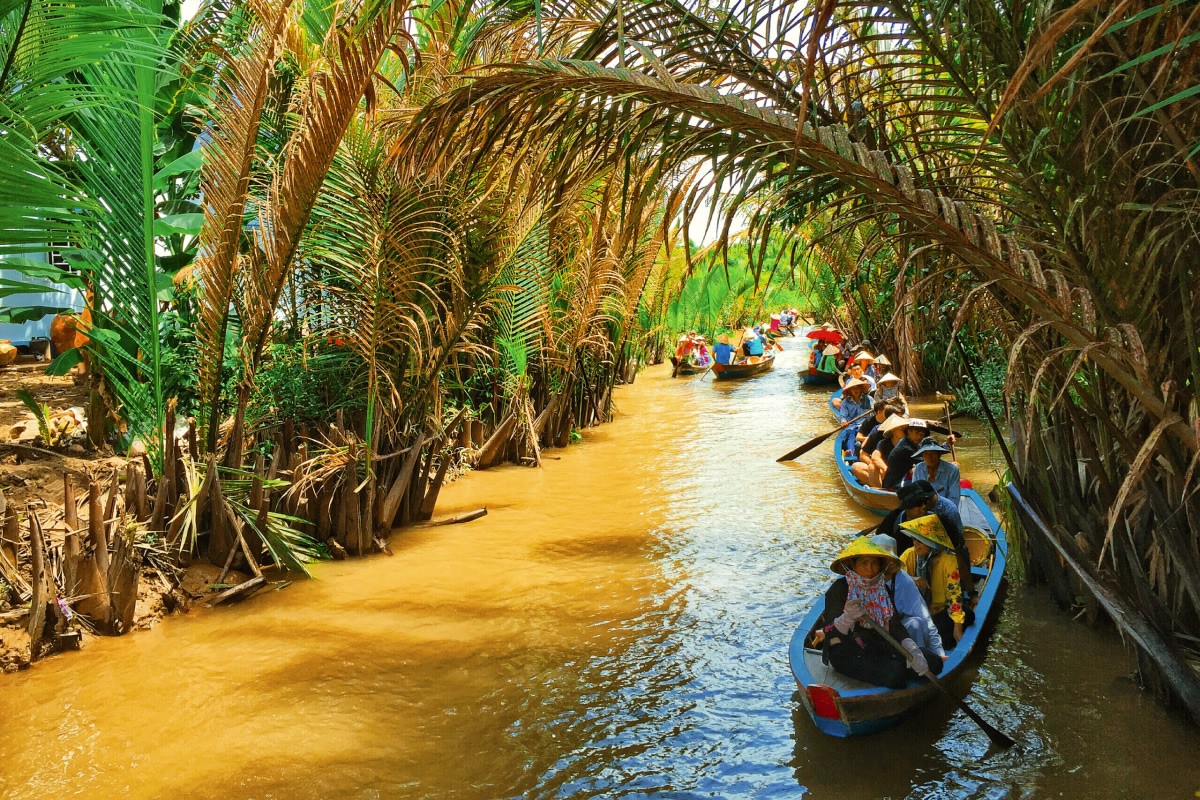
top-left (830, 535), bottom-right (902, 575)
top-left (899, 514), bottom-right (955, 551)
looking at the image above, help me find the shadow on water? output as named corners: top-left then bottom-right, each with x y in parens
top-left (2, 336), bottom-right (1199, 799)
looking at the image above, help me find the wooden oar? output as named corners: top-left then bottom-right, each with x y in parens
top-left (777, 409), bottom-right (872, 462)
top-left (853, 520), bottom-right (882, 537)
top-left (859, 616), bottom-right (1017, 749)
top-left (941, 396), bottom-right (959, 460)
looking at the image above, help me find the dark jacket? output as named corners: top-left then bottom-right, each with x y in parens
top-left (882, 436), bottom-right (919, 489)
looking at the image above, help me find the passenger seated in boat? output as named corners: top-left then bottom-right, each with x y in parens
top-left (846, 352), bottom-right (877, 390)
top-left (898, 514), bottom-right (976, 644)
top-left (675, 335), bottom-right (694, 361)
top-left (813, 537), bottom-right (942, 688)
top-left (741, 329), bottom-right (765, 360)
top-left (871, 533), bottom-right (947, 662)
top-left (911, 437), bottom-right (960, 507)
top-left (875, 371), bottom-right (906, 411)
top-left (817, 344), bottom-right (840, 375)
top-left (851, 403), bottom-right (904, 485)
top-left (880, 479), bottom-right (978, 602)
top-left (838, 360), bottom-right (876, 396)
top-left (835, 378), bottom-right (873, 432)
top-left (855, 413), bottom-right (908, 488)
top-left (881, 417), bottom-right (928, 490)
top-left (867, 353), bottom-right (890, 382)
top-left (713, 334), bottom-right (735, 365)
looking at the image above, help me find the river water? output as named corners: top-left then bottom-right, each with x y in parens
top-left (2, 340), bottom-right (1198, 799)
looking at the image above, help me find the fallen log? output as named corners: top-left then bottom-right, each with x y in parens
top-left (428, 508), bottom-right (487, 526)
top-left (207, 575), bottom-right (266, 607)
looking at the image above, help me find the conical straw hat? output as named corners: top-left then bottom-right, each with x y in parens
top-left (831, 535), bottom-right (903, 575)
top-left (899, 514), bottom-right (955, 551)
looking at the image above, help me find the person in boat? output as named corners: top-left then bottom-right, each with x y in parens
top-left (854, 411), bottom-right (908, 488)
top-left (911, 437), bottom-right (960, 507)
top-left (813, 536), bottom-right (940, 688)
top-left (713, 333), bottom-right (735, 365)
top-left (817, 344), bottom-right (840, 375)
top-left (898, 514), bottom-right (976, 644)
top-left (866, 353), bottom-right (888, 382)
top-left (881, 417), bottom-right (929, 490)
top-left (835, 378), bottom-right (872, 426)
top-left (740, 329), bottom-right (765, 361)
top-left (851, 401), bottom-right (900, 478)
top-left (675, 334), bottom-right (694, 362)
top-left (871, 533), bottom-right (947, 661)
top-left (839, 359), bottom-right (877, 395)
top-left (880, 479), bottom-right (978, 603)
top-left (876, 371), bottom-right (906, 409)
top-left (848, 351), bottom-right (877, 388)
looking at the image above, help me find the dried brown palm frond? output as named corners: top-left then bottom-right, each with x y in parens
top-left (238, 3), bottom-right (413, 372)
top-left (192, 0), bottom-right (297, 453)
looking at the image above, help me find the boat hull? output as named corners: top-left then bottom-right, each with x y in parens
top-left (829, 390), bottom-right (899, 515)
top-left (801, 369), bottom-right (839, 386)
top-left (670, 356), bottom-right (709, 376)
top-left (789, 489), bottom-right (1008, 738)
top-left (712, 353), bottom-right (775, 380)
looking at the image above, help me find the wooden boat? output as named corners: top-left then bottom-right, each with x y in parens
top-left (789, 488), bottom-right (1008, 737)
top-left (801, 343), bottom-right (840, 386)
top-left (801, 366), bottom-right (839, 386)
top-left (835, 427), bottom-right (901, 515)
top-left (669, 356), bottom-right (710, 376)
top-left (829, 389), bottom-right (900, 515)
top-left (712, 351), bottom-right (775, 380)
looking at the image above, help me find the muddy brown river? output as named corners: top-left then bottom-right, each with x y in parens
top-left (2, 339), bottom-right (1198, 798)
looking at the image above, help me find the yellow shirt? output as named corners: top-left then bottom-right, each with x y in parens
top-left (900, 548), bottom-right (966, 623)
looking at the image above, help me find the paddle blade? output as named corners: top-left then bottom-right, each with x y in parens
top-left (776, 428), bottom-right (837, 462)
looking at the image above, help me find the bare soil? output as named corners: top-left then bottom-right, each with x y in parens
top-left (0, 356), bottom-right (220, 671)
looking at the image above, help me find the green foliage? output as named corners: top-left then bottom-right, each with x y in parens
top-left (248, 341), bottom-right (361, 426)
top-left (951, 348), bottom-right (1007, 421)
top-left (665, 242), bottom-right (814, 335)
top-left (15, 389), bottom-right (51, 444)
top-left (159, 284), bottom-right (241, 419)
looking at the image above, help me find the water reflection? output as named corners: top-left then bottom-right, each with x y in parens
top-left (1, 337), bottom-right (1198, 799)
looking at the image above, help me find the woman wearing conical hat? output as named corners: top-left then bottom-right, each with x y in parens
top-left (812, 536), bottom-right (940, 688)
top-left (911, 437), bottom-right (960, 507)
top-left (899, 514), bottom-right (975, 645)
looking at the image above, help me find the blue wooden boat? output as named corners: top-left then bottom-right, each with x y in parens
top-left (800, 344), bottom-right (840, 386)
top-left (830, 389), bottom-right (899, 516)
top-left (712, 351), bottom-right (775, 380)
top-left (789, 489), bottom-right (1007, 737)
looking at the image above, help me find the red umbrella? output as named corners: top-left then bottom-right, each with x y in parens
top-left (805, 326), bottom-right (844, 344)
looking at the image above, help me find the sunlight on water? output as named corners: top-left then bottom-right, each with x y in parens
top-left (2, 338), bottom-right (1197, 799)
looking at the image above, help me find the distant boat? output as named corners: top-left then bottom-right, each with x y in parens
top-left (711, 351), bottom-right (776, 380)
top-left (669, 356), bottom-right (710, 376)
top-left (789, 488), bottom-right (1008, 737)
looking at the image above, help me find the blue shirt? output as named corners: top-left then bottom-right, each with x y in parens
top-left (913, 459), bottom-right (961, 508)
top-left (745, 336), bottom-right (764, 356)
top-left (891, 569), bottom-right (946, 657)
top-left (714, 342), bottom-right (734, 364)
top-left (838, 392), bottom-right (872, 425)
